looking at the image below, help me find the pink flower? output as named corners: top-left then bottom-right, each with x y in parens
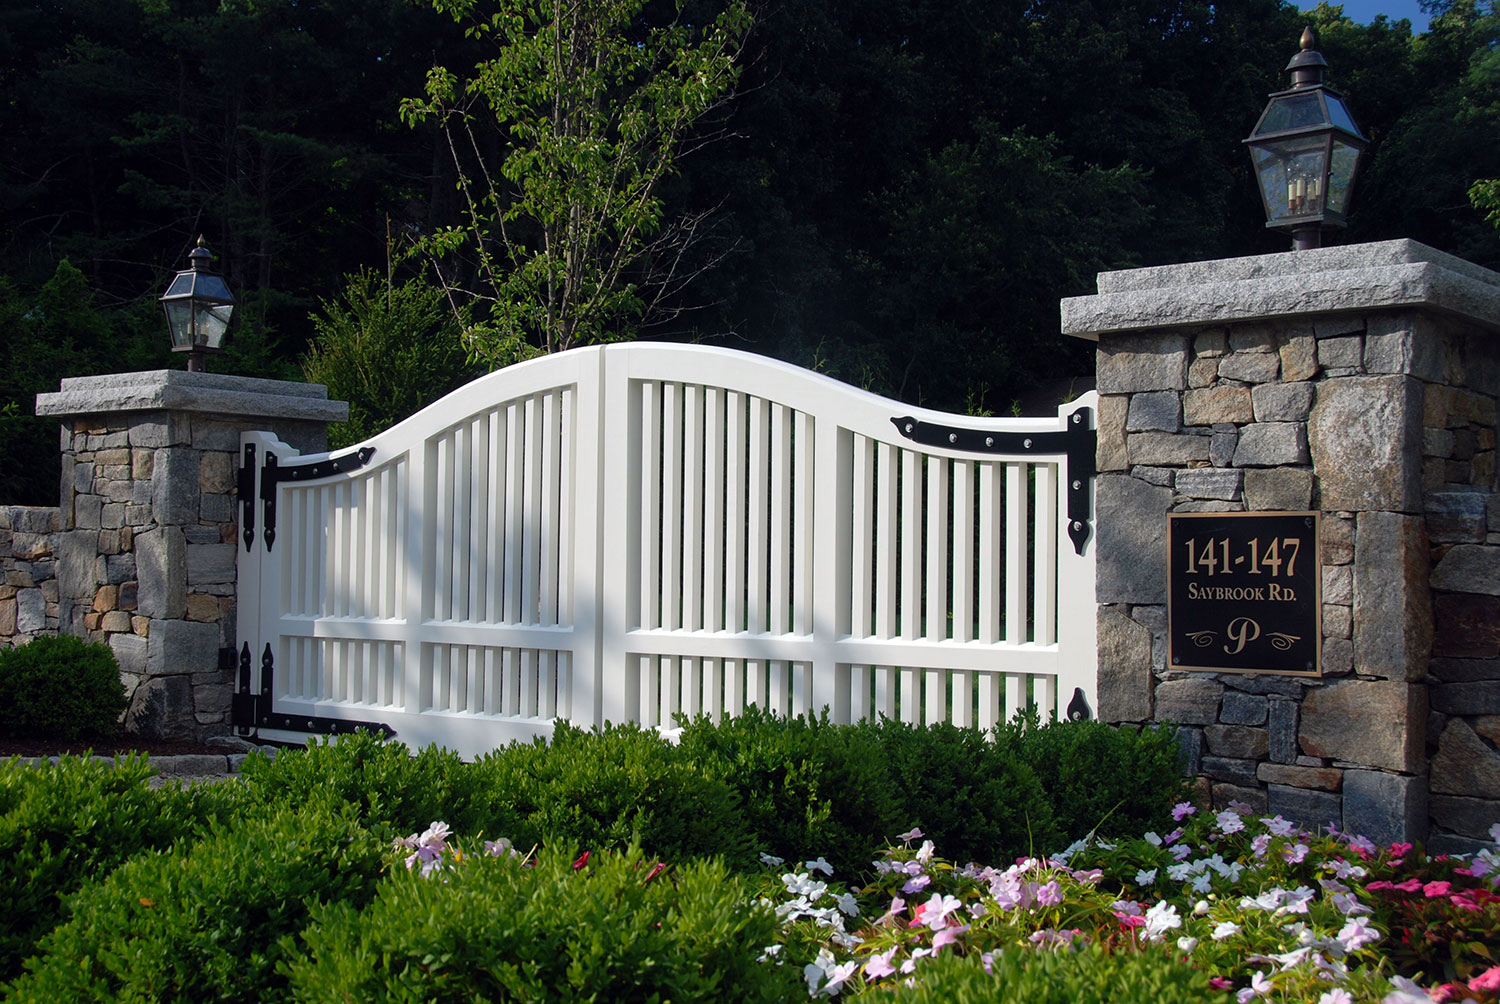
top-left (572, 850), bottom-right (590, 870)
top-left (1210, 978), bottom-right (1234, 990)
top-left (1422, 880), bottom-right (1452, 898)
top-left (1393, 879), bottom-right (1422, 893)
top-left (863, 949), bottom-right (898, 980)
top-left (1172, 802), bottom-right (1196, 821)
top-left (1366, 880), bottom-right (1395, 892)
top-left (932, 923), bottom-right (970, 953)
top-left (1470, 967), bottom-right (1500, 993)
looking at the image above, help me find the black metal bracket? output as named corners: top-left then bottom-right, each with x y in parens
top-left (891, 408), bottom-right (1096, 555)
top-left (1066, 687), bottom-right (1092, 722)
top-left (242, 642), bottom-right (395, 738)
top-left (238, 443), bottom-right (257, 551)
top-left (259, 446), bottom-right (376, 552)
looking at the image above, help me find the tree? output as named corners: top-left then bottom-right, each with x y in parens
top-left (398, 0), bottom-right (752, 363)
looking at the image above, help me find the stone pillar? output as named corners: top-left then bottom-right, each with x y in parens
top-left (35, 371), bottom-right (346, 740)
top-left (1061, 239), bottom-right (1500, 851)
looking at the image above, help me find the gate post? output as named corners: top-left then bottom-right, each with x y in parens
top-left (1061, 239), bottom-right (1500, 852)
top-left (34, 371), bottom-right (346, 741)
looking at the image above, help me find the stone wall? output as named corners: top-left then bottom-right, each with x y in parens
top-left (32, 370), bottom-right (345, 741)
top-left (0, 505), bottom-right (61, 646)
top-left (1063, 239), bottom-right (1500, 851)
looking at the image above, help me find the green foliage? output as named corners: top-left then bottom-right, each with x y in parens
top-left (0, 635), bottom-right (126, 741)
top-left (472, 722), bottom-right (753, 864)
top-left (676, 708), bottom-right (903, 878)
top-left (289, 845), bottom-right (792, 1003)
top-left (1002, 716), bottom-right (1190, 842)
top-left (399, 0), bottom-right (751, 357)
top-left (891, 944), bottom-right (1232, 1004)
top-left (7, 803), bottom-right (386, 1004)
top-left (301, 269), bottom-right (489, 448)
top-left (0, 264), bottom-right (170, 505)
top-left (238, 731), bottom-right (494, 837)
top-left (860, 718), bottom-right (1060, 864)
top-left (0, 755), bottom-right (247, 981)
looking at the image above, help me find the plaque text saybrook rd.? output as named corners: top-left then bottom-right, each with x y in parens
top-left (1167, 511), bottom-right (1322, 677)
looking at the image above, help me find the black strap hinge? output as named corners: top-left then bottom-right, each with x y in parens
top-left (259, 446), bottom-right (376, 552)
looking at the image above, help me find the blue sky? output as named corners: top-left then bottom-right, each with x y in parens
top-left (1295, 1), bottom-right (1432, 31)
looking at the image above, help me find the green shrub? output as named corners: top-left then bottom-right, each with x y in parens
top-left (677, 708), bottom-right (901, 878)
top-left (472, 721), bottom-right (752, 863)
top-left (0, 635), bottom-right (125, 741)
top-left (859, 718), bottom-right (1059, 863)
top-left (893, 944), bottom-right (1232, 1004)
top-left (1002, 715), bottom-right (1189, 842)
top-left (7, 803), bottom-right (385, 1004)
top-left (0, 754), bottom-right (247, 980)
top-left (238, 731), bottom-right (499, 837)
top-left (289, 844), bottom-right (794, 1004)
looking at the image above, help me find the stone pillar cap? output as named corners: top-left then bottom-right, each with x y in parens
top-left (35, 369), bottom-right (349, 424)
top-left (1061, 239), bottom-right (1500, 340)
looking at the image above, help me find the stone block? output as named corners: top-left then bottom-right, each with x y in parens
top-left (1258, 762), bottom-right (1342, 790)
top-left (1242, 469), bottom-right (1313, 511)
top-left (1201, 755), bottom-right (1259, 786)
top-left (187, 542), bottom-right (236, 585)
top-left (1154, 676), bottom-right (1224, 726)
top-left (1097, 333), bottom-right (1191, 395)
top-left (1343, 770), bottom-right (1427, 845)
top-left (1175, 468), bottom-right (1241, 501)
top-left (1430, 718), bottom-right (1500, 798)
top-left (1098, 395), bottom-right (1128, 472)
top-left (108, 632), bottom-right (147, 674)
top-left (104, 553), bottom-right (135, 584)
top-left (1211, 783), bottom-right (1268, 813)
top-left (1233, 423), bottom-right (1308, 466)
top-left (124, 674), bottom-right (198, 741)
top-left (1188, 357), bottom-right (1218, 387)
top-left (1427, 493), bottom-right (1489, 544)
top-left (1211, 426), bottom-right (1237, 467)
top-left (1325, 564), bottom-right (1355, 606)
top-left (75, 496), bottom-right (105, 532)
top-left (1204, 724), bottom-right (1269, 759)
top-left (1300, 679), bottom-right (1425, 773)
top-left (1097, 607), bottom-right (1153, 722)
top-left (1096, 475), bottom-right (1171, 604)
top-left (1229, 328), bottom-right (1277, 353)
top-left (1220, 691), bottom-right (1268, 725)
top-left (151, 448), bottom-right (201, 526)
top-left (185, 524), bottom-right (222, 544)
top-left (1267, 784), bottom-right (1343, 833)
top-left (1252, 382), bottom-right (1315, 422)
top-left (201, 493), bottom-right (235, 523)
top-left (1429, 795), bottom-right (1500, 840)
top-left (186, 593), bottom-right (221, 622)
top-left (190, 419), bottom-right (245, 452)
top-left (15, 589), bottom-right (46, 633)
top-left (1280, 335), bottom-right (1318, 382)
top-left (1309, 376), bottom-right (1422, 512)
top-left (1353, 512), bottom-right (1431, 682)
top-left (1217, 352), bottom-right (1281, 384)
top-left (0, 597), bottom-right (15, 635)
top-left (1321, 637), bottom-right (1354, 675)
top-left (1132, 466), bottom-right (1174, 487)
top-left (1431, 544), bottom-right (1500, 596)
top-left (118, 580), bottom-right (138, 611)
top-left (1129, 432), bottom-right (1211, 466)
top-left (127, 413), bottom-right (191, 449)
top-left (1429, 657), bottom-right (1500, 682)
top-left (100, 609), bottom-right (131, 633)
top-left (1323, 604), bottom-right (1352, 639)
top-left (199, 450), bottom-right (235, 494)
top-left (1321, 516), bottom-right (1354, 564)
top-left (1364, 317), bottom-right (1447, 381)
top-left (1183, 386), bottom-right (1253, 426)
top-left (1124, 390), bottom-right (1181, 434)
top-left (1317, 335), bottom-right (1363, 369)
top-left (146, 617), bottom-right (222, 675)
top-left (1425, 427), bottom-right (1456, 458)
top-left (136, 526), bottom-right (187, 619)
top-left (1195, 330), bottom-right (1229, 357)
top-left (55, 529), bottom-right (102, 602)
top-left (1431, 681), bottom-right (1500, 716)
top-left (132, 448), bottom-right (154, 480)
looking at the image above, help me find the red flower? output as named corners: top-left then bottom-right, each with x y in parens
top-left (572, 851), bottom-right (590, 870)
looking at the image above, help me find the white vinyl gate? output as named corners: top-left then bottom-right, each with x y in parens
top-left (234, 344), bottom-right (1097, 757)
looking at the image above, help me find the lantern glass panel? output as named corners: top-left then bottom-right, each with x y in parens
top-left (1326, 139), bottom-right (1361, 214)
top-left (192, 274), bottom-right (233, 301)
top-left (1257, 92), bottom-right (1328, 133)
top-left (1325, 95), bottom-right (1360, 135)
top-left (1251, 136), bottom-right (1330, 222)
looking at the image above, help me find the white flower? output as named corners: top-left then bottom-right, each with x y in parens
top-left (1135, 868), bottom-right (1158, 886)
top-left (1217, 810), bottom-right (1246, 834)
top-left (835, 892), bottom-right (860, 917)
top-left (1318, 990), bottom-right (1354, 1004)
top-left (1193, 900), bottom-right (1211, 916)
top-left (1144, 831), bottom-right (1163, 846)
top-left (1260, 815), bottom-right (1297, 837)
top-left (1382, 975), bottom-right (1436, 1004)
top-left (759, 852), bottom-right (785, 866)
top-left (1236, 971), bottom-right (1273, 1003)
top-left (1212, 921), bottom-right (1242, 940)
top-left (1178, 936), bottom-right (1200, 953)
top-left (806, 856), bottom-right (834, 876)
top-left (1143, 901), bottom-right (1182, 941)
top-left (1337, 916), bottom-right (1381, 952)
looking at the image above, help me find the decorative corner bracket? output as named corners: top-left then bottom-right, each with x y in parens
top-left (229, 642), bottom-right (395, 739)
top-left (891, 408), bottom-right (1096, 555)
top-left (259, 446), bottom-right (376, 552)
